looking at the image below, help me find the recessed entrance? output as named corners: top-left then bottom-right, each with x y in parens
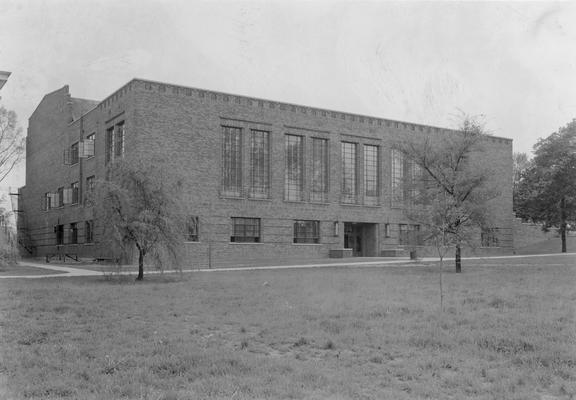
top-left (344, 222), bottom-right (378, 257)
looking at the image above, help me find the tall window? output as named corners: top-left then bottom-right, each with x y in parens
top-left (70, 142), bottom-right (79, 165)
top-left (105, 126), bottom-right (114, 164)
top-left (105, 122), bottom-right (125, 164)
top-left (364, 145), bottom-right (379, 205)
top-left (406, 161), bottom-right (422, 207)
top-left (85, 220), bottom-right (94, 244)
top-left (222, 126), bottom-right (242, 197)
top-left (231, 217), bottom-right (261, 243)
top-left (285, 135), bottom-right (304, 201)
top-left (114, 122), bottom-right (124, 159)
top-left (341, 142), bottom-right (357, 204)
top-left (71, 182), bottom-right (79, 205)
top-left (85, 175), bottom-right (95, 205)
top-left (186, 216), bottom-right (199, 242)
top-left (311, 138), bottom-right (329, 202)
top-left (391, 149), bottom-right (404, 206)
top-left (69, 223), bottom-right (78, 244)
top-left (57, 187), bottom-right (64, 208)
top-left (249, 130), bottom-right (270, 199)
top-left (293, 220), bottom-right (320, 244)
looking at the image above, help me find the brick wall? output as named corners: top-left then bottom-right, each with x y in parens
top-left (20, 79), bottom-right (514, 266)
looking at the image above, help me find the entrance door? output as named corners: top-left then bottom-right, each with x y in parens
top-left (344, 222), bottom-right (363, 256)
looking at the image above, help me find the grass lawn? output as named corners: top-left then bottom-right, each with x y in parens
top-left (0, 263), bottom-right (67, 277)
top-left (0, 255), bottom-right (575, 400)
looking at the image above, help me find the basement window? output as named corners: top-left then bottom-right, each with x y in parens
top-left (231, 217), bottom-right (260, 243)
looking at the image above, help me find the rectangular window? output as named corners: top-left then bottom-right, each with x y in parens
top-left (114, 122), bottom-right (124, 159)
top-left (80, 133), bottom-right (95, 158)
top-left (249, 130), bottom-right (270, 199)
top-left (56, 225), bottom-right (64, 245)
top-left (293, 220), bottom-right (320, 244)
top-left (186, 216), bottom-right (199, 242)
top-left (399, 224), bottom-right (421, 246)
top-left (69, 223), bottom-right (78, 244)
top-left (85, 175), bottom-right (95, 205)
top-left (85, 220), bottom-right (94, 243)
top-left (481, 228), bottom-right (499, 247)
top-left (71, 182), bottom-right (79, 205)
top-left (341, 142), bottom-right (357, 204)
top-left (70, 142), bottom-right (79, 165)
top-left (105, 126), bottom-right (114, 164)
top-left (311, 138), bottom-right (329, 202)
top-left (364, 145), bottom-right (379, 205)
top-left (222, 126), bottom-right (243, 197)
top-left (57, 187), bottom-right (64, 208)
top-left (285, 135), bottom-right (304, 201)
top-left (231, 217), bottom-right (261, 243)
top-left (391, 149), bottom-right (404, 206)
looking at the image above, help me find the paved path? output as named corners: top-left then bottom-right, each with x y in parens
top-left (1, 252), bottom-right (575, 279)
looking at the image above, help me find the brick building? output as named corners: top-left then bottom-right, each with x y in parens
top-left (18, 79), bottom-right (514, 267)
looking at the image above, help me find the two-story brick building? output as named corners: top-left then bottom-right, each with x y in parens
top-left (17, 79), bottom-right (514, 267)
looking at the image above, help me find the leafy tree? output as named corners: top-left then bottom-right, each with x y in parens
top-left (95, 155), bottom-right (186, 280)
top-left (398, 116), bottom-right (500, 273)
top-left (0, 106), bottom-right (25, 184)
top-left (515, 120), bottom-right (576, 253)
top-left (513, 152), bottom-right (530, 213)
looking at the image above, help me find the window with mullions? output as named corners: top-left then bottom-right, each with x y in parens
top-left (70, 142), bottom-right (79, 165)
top-left (57, 187), bottom-right (64, 208)
top-left (285, 135), bottom-right (304, 201)
top-left (311, 138), bottom-right (329, 202)
top-left (114, 122), bottom-right (124, 159)
top-left (293, 220), bottom-right (320, 244)
top-left (222, 126), bottom-right (242, 197)
top-left (391, 149), bottom-right (404, 206)
top-left (71, 182), bottom-right (79, 205)
top-left (249, 130), bottom-right (270, 199)
top-left (341, 142), bottom-right (357, 204)
top-left (481, 228), bottom-right (500, 247)
top-left (105, 126), bottom-right (114, 164)
top-left (364, 145), bottom-right (379, 205)
top-left (105, 122), bottom-right (125, 164)
top-left (231, 217), bottom-right (261, 243)
top-left (186, 216), bottom-right (199, 242)
top-left (399, 224), bottom-right (422, 246)
top-left (85, 220), bottom-right (94, 244)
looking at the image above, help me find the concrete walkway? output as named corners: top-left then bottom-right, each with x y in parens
top-left (1, 252), bottom-right (575, 279)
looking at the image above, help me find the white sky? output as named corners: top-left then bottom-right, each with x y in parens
top-left (1, 0), bottom-right (576, 191)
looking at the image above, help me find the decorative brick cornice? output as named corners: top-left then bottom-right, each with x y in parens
top-left (91, 77), bottom-right (512, 145)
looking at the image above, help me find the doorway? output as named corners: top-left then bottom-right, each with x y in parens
top-left (344, 222), bottom-right (378, 257)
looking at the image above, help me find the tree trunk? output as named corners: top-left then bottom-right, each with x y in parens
top-left (136, 249), bottom-right (145, 281)
top-left (455, 243), bottom-right (462, 273)
top-left (560, 197), bottom-right (567, 253)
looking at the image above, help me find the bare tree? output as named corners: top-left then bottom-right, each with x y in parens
top-left (0, 106), bottom-right (25, 184)
top-left (398, 116), bottom-right (500, 273)
top-left (94, 155), bottom-right (186, 280)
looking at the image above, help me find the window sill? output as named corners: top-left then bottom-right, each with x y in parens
top-left (184, 241), bottom-right (201, 244)
top-left (229, 242), bottom-right (263, 245)
top-left (247, 197), bottom-right (272, 202)
top-left (292, 243), bottom-right (321, 246)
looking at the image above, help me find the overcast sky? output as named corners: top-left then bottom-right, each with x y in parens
top-left (1, 0), bottom-right (576, 190)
